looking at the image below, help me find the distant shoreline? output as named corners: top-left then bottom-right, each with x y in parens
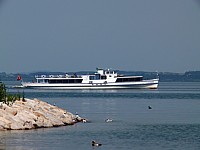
top-left (1, 70), bottom-right (200, 82)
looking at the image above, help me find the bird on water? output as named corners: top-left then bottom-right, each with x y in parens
top-left (91, 140), bottom-right (102, 147)
top-left (105, 118), bottom-right (113, 123)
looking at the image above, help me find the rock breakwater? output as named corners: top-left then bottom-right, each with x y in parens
top-left (0, 98), bottom-right (81, 130)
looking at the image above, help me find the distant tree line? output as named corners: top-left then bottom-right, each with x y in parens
top-left (116, 70), bottom-right (200, 82)
top-left (158, 71), bottom-right (200, 82)
top-left (1, 71), bottom-right (200, 82)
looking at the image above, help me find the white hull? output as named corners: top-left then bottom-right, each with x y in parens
top-left (19, 68), bottom-right (159, 90)
top-left (22, 79), bottom-right (159, 90)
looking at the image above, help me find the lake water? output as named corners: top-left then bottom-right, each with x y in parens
top-left (1, 82), bottom-right (200, 150)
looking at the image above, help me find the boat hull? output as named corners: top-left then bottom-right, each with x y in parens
top-left (21, 79), bottom-right (159, 90)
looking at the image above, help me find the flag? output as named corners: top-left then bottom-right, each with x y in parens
top-left (17, 74), bottom-right (22, 81)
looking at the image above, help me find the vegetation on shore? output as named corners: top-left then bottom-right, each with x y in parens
top-left (0, 82), bottom-right (23, 105)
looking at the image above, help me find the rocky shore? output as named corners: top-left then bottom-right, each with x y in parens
top-left (0, 98), bottom-right (84, 130)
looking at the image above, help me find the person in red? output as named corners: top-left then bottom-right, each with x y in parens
top-left (17, 74), bottom-right (22, 81)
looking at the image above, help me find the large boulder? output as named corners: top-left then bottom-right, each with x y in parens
top-left (0, 98), bottom-right (79, 130)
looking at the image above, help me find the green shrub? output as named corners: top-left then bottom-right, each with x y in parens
top-left (0, 82), bottom-right (22, 105)
top-left (0, 82), bottom-right (6, 102)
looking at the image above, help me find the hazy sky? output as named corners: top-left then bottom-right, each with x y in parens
top-left (0, 0), bottom-right (200, 73)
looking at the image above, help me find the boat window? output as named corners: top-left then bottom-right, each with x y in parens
top-left (38, 79), bottom-right (45, 83)
top-left (116, 77), bottom-right (143, 82)
top-left (95, 74), bottom-right (100, 80)
top-left (89, 76), bottom-right (95, 80)
top-left (101, 75), bottom-right (106, 80)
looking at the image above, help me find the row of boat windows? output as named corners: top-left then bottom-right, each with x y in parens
top-left (89, 75), bottom-right (107, 80)
top-left (116, 77), bottom-right (143, 82)
top-left (39, 76), bottom-right (107, 84)
top-left (38, 77), bottom-right (142, 83)
top-left (42, 77), bottom-right (107, 84)
top-left (42, 79), bottom-right (83, 83)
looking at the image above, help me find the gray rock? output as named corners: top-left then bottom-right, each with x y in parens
top-left (0, 98), bottom-right (78, 130)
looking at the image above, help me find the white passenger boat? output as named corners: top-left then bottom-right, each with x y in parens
top-left (21, 68), bottom-right (159, 89)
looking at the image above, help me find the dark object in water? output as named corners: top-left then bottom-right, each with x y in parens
top-left (148, 106), bottom-right (152, 109)
top-left (91, 140), bottom-right (102, 147)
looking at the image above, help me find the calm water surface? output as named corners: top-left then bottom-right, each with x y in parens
top-left (1, 82), bottom-right (200, 150)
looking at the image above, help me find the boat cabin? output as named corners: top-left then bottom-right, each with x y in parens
top-left (34, 68), bottom-right (143, 84)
